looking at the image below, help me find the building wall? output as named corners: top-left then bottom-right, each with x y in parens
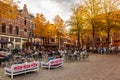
top-left (0, 4), bottom-right (33, 49)
top-left (112, 32), bottom-right (120, 46)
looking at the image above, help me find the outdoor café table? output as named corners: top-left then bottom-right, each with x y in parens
top-left (14, 55), bottom-right (21, 59)
top-left (67, 54), bottom-right (77, 61)
top-left (13, 55), bottom-right (22, 61)
top-left (0, 57), bottom-right (4, 60)
top-left (0, 57), bottom-right (4, 65)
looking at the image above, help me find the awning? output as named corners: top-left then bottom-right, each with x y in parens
top-left (43, 43), bottom-right (58, 47)
top-left (95, 42), bottom-right (101, 47)
top-left (25, 42), bottom-right (41, 46)
top-left (113, 40), bottom-right (120, 46)
top-left (0, 40), bottom-right (13, 44)
top-left (114, 40), bottom-right (120, 43)
top-left (32, 43), bottom-right (41, 46)
top-left (112, 43), bottom-right (120, 46)
top-left (103, 42), bottom-right (110, 47)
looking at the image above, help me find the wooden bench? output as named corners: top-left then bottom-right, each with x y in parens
top-left (41, 58), bottom-right (63, 70)
top-left (4, 61), bottom-right (39, 78)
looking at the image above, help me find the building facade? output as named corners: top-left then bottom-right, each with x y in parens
top-left (0, 4), bottom-right (34, 49)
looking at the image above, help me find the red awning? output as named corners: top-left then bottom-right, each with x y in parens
top-left (104, 42), bottom-right (109, 47)
top-left (113, 43), bottom-right (119, 46)
top-left (95, 42), bottom-right (101, 47)
top-left (114, 40), bottom-right (120, 43)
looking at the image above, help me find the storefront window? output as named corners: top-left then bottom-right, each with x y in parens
top-left (10, 38), bottom-right (14, 42)
top-left (15, 38), bottom-right (21, 42)
top-left (51, 38), bottom-right (55, 42)
top-left (15, 44), bottom-right (20, 48)
top-left (1, 37), bottom-right (8, 41)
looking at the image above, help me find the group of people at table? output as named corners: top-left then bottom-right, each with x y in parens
top-left (0, 48), bottom-right (88, 66)
top-left (0, 48), bottom-right (63, 66)
top-left (0, 50), bottom-right (11, 65)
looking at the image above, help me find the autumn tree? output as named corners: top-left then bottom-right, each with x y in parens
top-left (67, 4), bottom-right (87, 48)
top-left (0, 0), bottom-right (18, 20)
top-left (99, 0), bottom-right (120, 51)
top-left (90, 0), bottom-right (120, 53)
top-left (83, 0), bottom-right (101, 51)
top-left (53, 15), bottom-right (65, 48)
top-left (47, 24), bottom-right (56, 38)
top-left (81, 23), bottom-right (93, 47)
top-left (33, 13), bottom-right (50, 38)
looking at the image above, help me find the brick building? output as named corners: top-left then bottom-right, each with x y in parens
top-left (0, 4), bottom-right (34, 49)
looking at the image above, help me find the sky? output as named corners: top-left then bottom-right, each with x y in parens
top-left (14, 0), bottom-right (81, 23)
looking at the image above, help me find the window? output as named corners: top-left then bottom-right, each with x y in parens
top-left (9, 24), bottom-right (13, 34)
top-left (15, 38), bottom-right (21, 42)
top-left (2, 23), bottom-right (6, 33)
top-left (15, 44), bottom-right (20, 48)
top-left (51, 38), bottom-right (55, 42)
top-left (96, 38), bottom-right (100, 42)
top-left (106, 38), bottom-right (109, 42)
top-left (29, 32), bottom-right (33, 37)
top-left (16, 26), bottom-right (19, 35)
top-left (24, 28), bottom-right (27, 32)
top-left (30, 23), bottom-right (34, 29)
top-left (44, 39), bottom-right (49, 43)
top-left (24, 17), bottom-right (27, 25)
top-left (24, 28), bottom-right (27, 37)
top-left (10, 38), bottom-right (14, 42)
top-left (1, 37), bottom-right (8, 41)
top-left (23, 39), bottom-right (27, 42)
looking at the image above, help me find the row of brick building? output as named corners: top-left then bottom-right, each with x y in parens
top-left (0, 4), bottom-right (50, 49)
top-left (0, 4), bottom-right (120, 50)
top-left (0, 5), bottom-right (32, 49)
top-left (0, 4), bottom-right (74, 49)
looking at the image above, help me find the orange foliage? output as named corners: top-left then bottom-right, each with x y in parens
top-left (33, 13), bottom-right (48, 37)
top-left (33, 14), bottom-right (57, 38)
top-left (53, 15), bottom-right (65, 37)
top-left (0, 0), bottom-right (18, 19)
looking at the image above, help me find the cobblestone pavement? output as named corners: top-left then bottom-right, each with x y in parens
top-left (0, 53), bottom-right (120, 80)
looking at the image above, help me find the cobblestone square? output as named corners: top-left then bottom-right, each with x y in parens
top-left (0, 53), bottom-right (120, 80)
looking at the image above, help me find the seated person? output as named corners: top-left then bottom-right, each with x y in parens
top-left (0, 53), bottom-right (3, 57)
top-left (0, 54), bottom-right (4, 65)
top-left (48, 56), bottom-right (54, 61)
top-left (59, 55), bottom-right (63, 58)
top-left (0, 53), bottom-right (9, 62)
top-left (55, 54), bottom-right (63, 58)
top-left (21, 58), bottom-right (26, 63)
top-left (55, 55), bottom-right (60, 58)
top-left (28, 57), bottom-right (35, 62)
top-left (14, 59), bottom-right (22, 64)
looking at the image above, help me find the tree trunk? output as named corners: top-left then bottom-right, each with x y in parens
top-left (92, 23), bottom-right (95, 52)
top-left (77, 29), bottom-right (80, 49)
top-left (107, 30), bottom-right (110, 54)
top-left (58, 36), bottom-right (60, 48)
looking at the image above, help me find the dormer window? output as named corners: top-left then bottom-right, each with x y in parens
top-left (24, 17), bottom-right (27, 25)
